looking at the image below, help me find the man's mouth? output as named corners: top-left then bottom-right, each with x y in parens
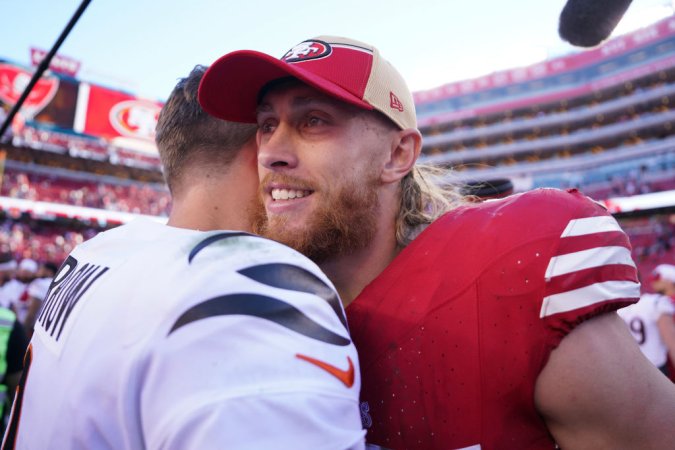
top-left (271, 188), bottom-right (313, 201)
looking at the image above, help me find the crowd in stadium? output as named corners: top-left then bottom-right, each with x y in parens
top-left (0, 218), bottom-right (97, 264)
top-left (1, 170), bottom-right (170, 216)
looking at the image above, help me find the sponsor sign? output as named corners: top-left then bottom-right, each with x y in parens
top-left (30, 47), bottom-right (81, 78)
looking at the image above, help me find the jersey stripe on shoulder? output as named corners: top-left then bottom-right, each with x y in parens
top-left (188, 232), bottom-right (256, 263)
top-left (238, 263), bottom-right (348, 332)
top-left (169, 292), bottom-right (351, 346)
top-left (560, 216), bottom-right (623, 237)
top-left (541, 280), bottom-right (639, 317)
top-left (545, 265), bottom-right (638, 296)
top-left (540, 213), bottom-right (640, 319)
top-left (554, 230), bottom-right (631, 256)
top-left (545, 246), bottom-right (635, 279)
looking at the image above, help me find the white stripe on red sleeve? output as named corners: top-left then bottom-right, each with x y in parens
top-left (560, 216), bottom-right (623, 237)
top-left (545, 246), bottom-right (635, 279)
top-left (541, 280), bottom-right (639, 317)
top-left (540, 214), bottom-right (640, 319)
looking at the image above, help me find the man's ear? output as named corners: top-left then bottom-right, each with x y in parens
top-left (381, 128), bottom-right (422, 184)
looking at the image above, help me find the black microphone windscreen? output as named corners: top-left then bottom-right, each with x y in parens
top-left (559, 0), bottom-right (633, 47)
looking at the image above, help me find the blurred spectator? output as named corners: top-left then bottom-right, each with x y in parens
top-left (650, 264), bottom-right (675, 382)
top-left (23, 261), bottom-right (58, 336)
top-left (0, 306), bottom-right (28, 435)
top-left (618, 264), bottom-right (675, 377)
top-left (619, 215), bottom-right (675, 277)
top-left (0, 258), bottom-right (38, 324)
top-left (0, 254), bottom-right (17, 292)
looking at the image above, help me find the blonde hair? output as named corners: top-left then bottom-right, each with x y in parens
top-left (395, 163), bottom-right (465, 246)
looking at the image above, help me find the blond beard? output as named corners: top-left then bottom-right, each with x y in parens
top-left (252, 173), bottom-right (379, 264)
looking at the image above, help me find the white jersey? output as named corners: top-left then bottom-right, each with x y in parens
top-left (0, 279), bottom-right (30, 322)
top-left (618, 293), bottom-right (675, 367)
top-left (27, 277), bottom-right (53, 301)
top-left (4, 219), bottom-right (365, 450)
top-left (0, 279), bottom-right (26, 311)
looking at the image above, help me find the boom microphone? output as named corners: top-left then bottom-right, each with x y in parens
top-left (559, 0), bottom-right (633, 47)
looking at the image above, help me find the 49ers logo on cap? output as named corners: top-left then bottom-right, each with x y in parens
top-left (282, 40), bottom-right (332, 63)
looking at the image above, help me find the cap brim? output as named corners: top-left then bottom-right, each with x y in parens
top-left (198, 50), bottom-right (373, 123)
top-left (649, 272), bottom-right (662, 282)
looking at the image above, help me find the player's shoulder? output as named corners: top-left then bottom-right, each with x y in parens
top-left (106, 227), bottom-right (348, 351)
top-left (481, 187), bottom-right (608, 227)
top-left (185, 230), bottom-right (326, 280)
top-left (165, 231), bottom-right (348, 341)
top-left (430, 188), bottom-right (612, 248)
top-left (70, 218), bottom-right (162, 256)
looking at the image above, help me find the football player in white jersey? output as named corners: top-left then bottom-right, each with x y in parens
top-left (1, 66), bottom-right (365, 450)
top-left (619, 283), bottom-right (675, 374)
top-left (648, 264), bottom-right (675, 376)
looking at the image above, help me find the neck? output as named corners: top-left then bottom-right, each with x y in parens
top-left (320, 213), bottom-right (401, 307)
top-left (167, 175), bottom-right (253, 233)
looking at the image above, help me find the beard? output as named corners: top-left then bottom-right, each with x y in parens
top-left (252, 172), bottom-right (379, 264)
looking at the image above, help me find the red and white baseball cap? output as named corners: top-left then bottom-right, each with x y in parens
top-left (198, 35), bottom-right (417, 130)
top-left (651, 264), bottom-right (675, 283)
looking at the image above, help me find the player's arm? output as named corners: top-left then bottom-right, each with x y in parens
top-left (535, 312), bottom-right (675, 449)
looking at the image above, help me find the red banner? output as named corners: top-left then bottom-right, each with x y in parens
top-left (80, 84), bottom-right (162, 142)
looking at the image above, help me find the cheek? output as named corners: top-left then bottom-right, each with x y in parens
top-left (341, 142), bottom-right (382, 179)
top-left (237, 144), bottom-right (260, 190)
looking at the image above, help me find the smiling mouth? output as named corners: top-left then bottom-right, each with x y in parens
top-left (270, 188), bottom-right (313, 201)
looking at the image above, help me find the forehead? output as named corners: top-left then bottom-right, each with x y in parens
top-left (257, 79), bottom-right (359, 114)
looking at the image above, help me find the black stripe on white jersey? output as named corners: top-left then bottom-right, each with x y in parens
top-left (238, 263), bottom-right (348, 332)
top-left (188, 232), bottom-right (256, 263)
top-left (169, 293), bottom-right (350, 346)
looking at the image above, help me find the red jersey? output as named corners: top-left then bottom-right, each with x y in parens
top-left (347, 188), bottom-right (640, 450)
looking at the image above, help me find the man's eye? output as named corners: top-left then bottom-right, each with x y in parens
top-left (306, 116), bottom-right (325, 127)
top-left (259, 121), bottom-right (276, 133)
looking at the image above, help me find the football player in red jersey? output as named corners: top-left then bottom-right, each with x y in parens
top-left (199, 36), bottom-right (675, 449)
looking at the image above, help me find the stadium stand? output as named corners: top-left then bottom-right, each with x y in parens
top-left (414, 15), bottom-right (675, 282)
top-left (415, 16), bottom-right (675, 196)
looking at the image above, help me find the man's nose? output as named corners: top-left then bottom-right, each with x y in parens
top-left (258, 124), bottom-right (299, 170)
